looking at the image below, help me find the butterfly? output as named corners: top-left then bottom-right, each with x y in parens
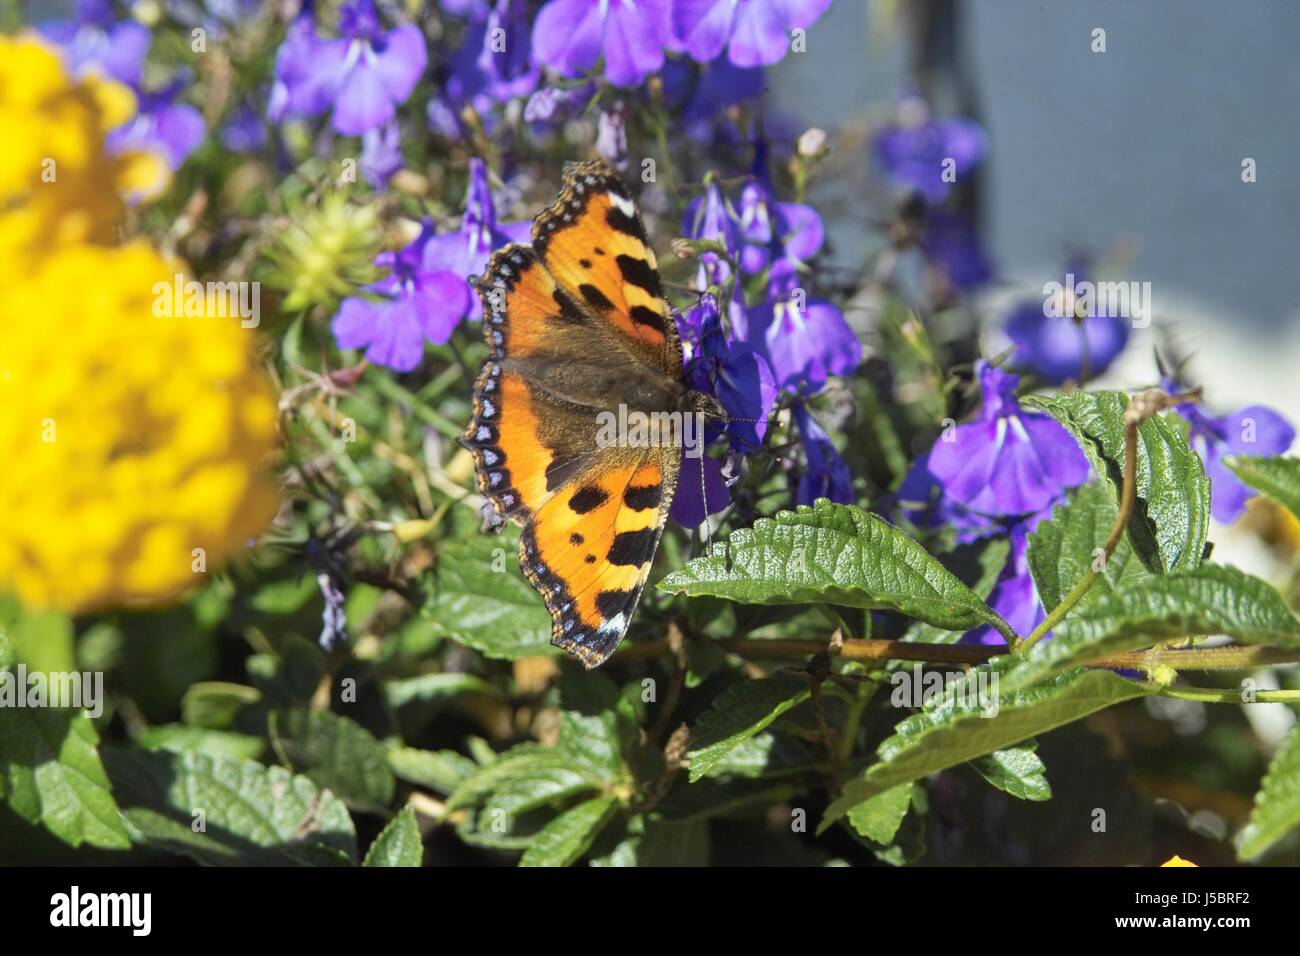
top-left (462, 159), bottom-right (724, 669)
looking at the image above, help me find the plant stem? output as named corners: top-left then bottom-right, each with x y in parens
top-left (1154, 686), bottom-right (1300, 704)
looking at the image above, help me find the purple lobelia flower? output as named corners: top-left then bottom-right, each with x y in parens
top-left (873, 97), bottom-right (986, 204)
top-left (420, 158), bottom-right (532, 289)
top-left (921, 208), bottom-right (994, 294)
top-left (793, 403), bottom-right (852, 506)
top-left (477, 0), bottom-right (541, 100)
top-left (679, 294), bottom-right (778, 452)
top-left (269, 0), bottom-right (426, 136)
top-left (360, 120), bottom-right (403, 189)
top-left (683, 180), bottom-right (742, 286)
top-left (532, 0), bottom-right (673, 87)
top-left (39, 0), bottom-right (151, 88)
top-left (331, 221), bottom-right (475, 372)
top-left (661, 56), bottom-right (765, 137)
top-left (746, 259), bottom-right (860, 395)
top-left (927, 362), bottom-right (1090, 516)
top-left (673, 0), bottom-right (833, 68)
top-left (669, 454), bottom-right (731, 529)
top-left (894, 450), bottom-right (1001, 544)
top-left (962, 519), bottom-right (1048, 646)
top-left (523, 82), bottom-right (596, 125)
top-left (1005, 264), bottom-right (1129, 385)
top-left (106, 76), bottom-right (205, 171)
top-left (221, 103), bottom-right (267, 152)
top-left (735, 170), bottom-right (825, 276)
top-left (1165, 379), bottom-right (1296, 523)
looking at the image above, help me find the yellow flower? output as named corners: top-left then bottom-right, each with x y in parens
top-left (0, 242), bottom-right (281, 613)
top-left (1160, 855), bottom-right (1198, 867)
top-left (0, 34), bottom-right (165, 270)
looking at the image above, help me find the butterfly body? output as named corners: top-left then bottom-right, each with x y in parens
top-left (462, 160), bottom-right (712, 669)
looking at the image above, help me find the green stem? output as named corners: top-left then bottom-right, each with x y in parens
top-left (368, 370), bottom-right (464, 441)
top-left (1154, 686), bottom-right (1300, 704)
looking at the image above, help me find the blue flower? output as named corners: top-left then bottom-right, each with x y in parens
top-left (1166, 379), bottom-right (1296, 523)
top-left (792, 403), bottom-right (852, 506)
top-left (873, 97), bottom-right (986, 204)
top-left (105, 76), bottom-right (205, 172)
top-left (39, 0), bottom-right (150, 88)
top-left (1005, 263), bottom-right (1129, 385)
top-left (269, 0), bottom-right (426, 136)
top-left (926, 362), bottom-right (1090, 516)
top-left (331, 221), bottom-right (474, 372)
top-left (962, 518), bottom-right (1048, 646)
top-left (921, 208), bottom-right (994, 294)
top-left (420, 158), bottom-right (531, 284)
top-left (673, 0), bottom-right (833, 68)
top-left (746, 259), bottom-right (860, 395)
top-left (532, 0), bottom-right (674, 88)
top-left (360, 120), bottom-right (403, 190)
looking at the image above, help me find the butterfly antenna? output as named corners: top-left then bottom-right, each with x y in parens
top-left (699, 449), bottom-right (714, 557)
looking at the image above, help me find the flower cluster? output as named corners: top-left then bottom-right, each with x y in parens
top-left (0, 35), bottom-right (279, 613)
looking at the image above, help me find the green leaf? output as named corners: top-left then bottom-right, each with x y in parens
top-left (691, 731), bottom-right (816, 780)
top-left (135, 724), bottom-right (265, 762)
top-left (180, 681), bottom-right (261, 730)
top-left (519, 796), bottom-right (618, 867)
top-left (387, 747), bottom-right (478, 794)
top-left (104, 749), bottom-right (358, 865)
top-left (269, 709), bottom-right (396, 814)
top-left (846, 784), bottom-right (914, 843)
top-left (971, 746), bottom-right (1052, 801)
top-left (383, 672), bottom-right (497, 710)
top-left (820, 668), bottom-right (1151, 833)
top-left (421, 536), bottom-right (558, 660)
top-left (0, 706), bottom-right (131, 849)
top-left (1025, 390), bottom-right (1209, 574)
top-left (363, 806), bottom-right (423, 867)
top-left (1027, 481), bottom-right (1151, 612)
top-left (660, 500), bottom-right (1013, 639)
top-left (1003, 565), bottom-right (1300, 694)
top-left (1238, 723), bottom-right (1300, 860)
top-left (556, 672), bottom-right (637, 778)
top-left (687, 672), bottom-right (812, 782)
top-left (903, 537), bottom-right (1011, 645)
top-left (1228, 455), bottom-right (1300, 522)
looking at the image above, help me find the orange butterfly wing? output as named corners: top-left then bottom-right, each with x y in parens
top-left (463, 161), bottom-right (682, 668)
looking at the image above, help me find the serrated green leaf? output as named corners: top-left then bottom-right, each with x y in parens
top-left (421, 536), bottom-right (557, 660)
top-left (104, 749), bottom-right (358, 865)
top-left (387, 746), bottom-right (478, 794)
top-left (1228, 455), bottom-right (1300, 522)
top-left (1025, 391), bottom-right (1209, 574)
top-left (903, 536), bottom-right (1011, 645)
top-left (590, 817), bottom-right (710, 867)
top-left (1238, 723), bottom-right (1300, 860)
top-left (0, 706), bottom-right (130, 850)
top-left (692, 731), bottom-right (816, 780)
top-left (363, 806), bottom-right (423, 867)
top-left (446, 745), bottom-right (596, 813)
top-left (1028, 481), bottom-right (1151, 612)
top-left (180, 681), bottom-right (261, 730)
top-left (269, 709), bottom-right (395, 814)
top-left (660, 500), bottom-right (1013, 639)
top-left (846, 784), bottom-right (914, 843)
top-left (688, 672), bottom-right (812, 782)
top-left (383, 672), bottom-right (497, 710)
top-left (519, 796), bottom-right (619, 867)
top-left (819, 669), bottom-right (1151, 833)
top-left (556, 672), bottom-right (636, 778)
top-left (971, 745), bottom-right (1052, 801)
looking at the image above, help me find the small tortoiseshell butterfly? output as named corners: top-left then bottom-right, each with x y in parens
top-left (462, 159), bottom-right (724, 669)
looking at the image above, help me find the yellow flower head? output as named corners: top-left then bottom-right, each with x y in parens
top-left (1160, 855), bottom-right (1198, 867)
top-left (0, 34), bottom-right (166, 268)
top-left (0, 242), bottom-right (281, 613)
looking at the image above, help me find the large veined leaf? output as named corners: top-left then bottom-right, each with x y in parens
top-left (103, 749), bottom-right (358, 865)
top-left (1025, 390), bottom-right (1210, 574)
top-left (1001, 565), bottom-right (1300, 693)
top-left (421, 536), bottom-right (557, 660)
top-left (687, 672), bottom-right (812, 782)
top-left (1228, 455), bottom-right (1300, 522)
top-left (518, 796), bottom-right (619, 867)
top-left (269, 709), bottom-right (396, 814)
top-left (1238, 723), bottom-right (1300, 860)
top-left (819, 669), bottom-right (1151, 832)
top-left (0, 706), bottom-right (131, 850)
top-left (903, 536), bottom-right (1011, 645)
top-left (363, 806), bottom-right (423, 867)
top-left (1027, 481), bottom-right (1151, 612)
top-left (660, 500), bottom-right (1013, 639)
